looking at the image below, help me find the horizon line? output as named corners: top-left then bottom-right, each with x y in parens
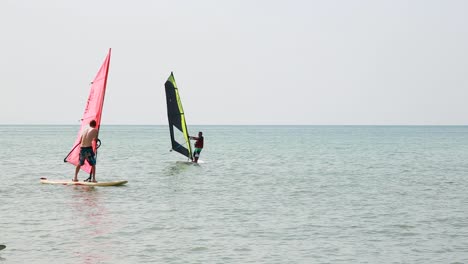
top-left (0, 123), bottom-right (467, 126)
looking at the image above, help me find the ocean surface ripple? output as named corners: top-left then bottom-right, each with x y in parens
top-left (0, 125), bottom-right (468, 263)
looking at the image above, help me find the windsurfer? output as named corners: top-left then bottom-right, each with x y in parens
top-left (73, 120), bottom-right (98, 182)
top-left (189, 131), bottom-right (204, 163)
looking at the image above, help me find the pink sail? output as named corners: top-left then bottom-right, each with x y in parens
top-left (65, 49), bottom-right (111, 173)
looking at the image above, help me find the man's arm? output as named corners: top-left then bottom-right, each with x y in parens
top-left (91, 129), bottom-right (99, 142)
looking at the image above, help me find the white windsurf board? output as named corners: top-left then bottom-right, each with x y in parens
top-left (40, 178), bottom-right (127, 186)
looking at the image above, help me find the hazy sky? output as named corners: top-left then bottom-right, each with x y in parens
top-left (1, 0), bottom-right (467, 125)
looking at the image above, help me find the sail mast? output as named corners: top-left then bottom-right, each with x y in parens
top-left (95, 48), bottom-right (111, 132)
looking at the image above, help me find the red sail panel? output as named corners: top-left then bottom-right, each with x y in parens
top-left (65, 49), bottom-right (111, 173)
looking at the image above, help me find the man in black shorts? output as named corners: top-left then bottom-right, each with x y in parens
top-left (73, 120), bottom-right (98, 182)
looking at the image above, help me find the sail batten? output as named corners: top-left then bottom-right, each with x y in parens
top-left (64, 49), bottom-right (111, 173)
top-left (165, 72), bottom-right (192, 160)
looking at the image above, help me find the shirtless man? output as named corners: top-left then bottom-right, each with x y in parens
top-left (73, 120), bottom-right (98, 182)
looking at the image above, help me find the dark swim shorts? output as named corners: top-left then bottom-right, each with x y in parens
top-left (79, 147), bottom-right (96, 166)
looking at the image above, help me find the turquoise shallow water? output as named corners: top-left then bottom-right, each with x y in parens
top-left (1, 125), bottom-right (468, 263)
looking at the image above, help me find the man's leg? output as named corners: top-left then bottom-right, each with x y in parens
top-left (73, 165), bottom-right (80, 181)
top-left (91, 165), bottom-right (96, 182)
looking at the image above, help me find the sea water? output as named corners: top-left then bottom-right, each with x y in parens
top-left (0, 125), bottom-right (468, 263)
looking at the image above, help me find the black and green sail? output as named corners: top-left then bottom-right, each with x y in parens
top-left (164, 72), bottom-right (192, 160)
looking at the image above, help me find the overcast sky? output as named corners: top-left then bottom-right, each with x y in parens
top-left (1, 0), bottom-right (467, 125)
